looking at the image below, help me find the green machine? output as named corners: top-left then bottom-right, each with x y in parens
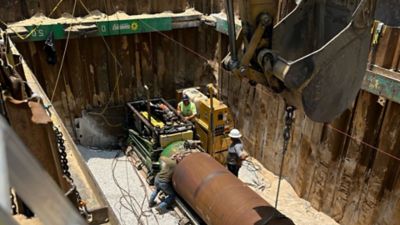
top-left (126, 98), bottom-right (194, 183)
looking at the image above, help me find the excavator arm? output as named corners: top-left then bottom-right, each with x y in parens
top-left (223, 0), bottom-right (377, 122)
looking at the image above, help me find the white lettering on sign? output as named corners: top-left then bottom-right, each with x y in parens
top-left (31, 29), bottom-right (45, 37)
top-left (112, 23), bottom-right (131, 31)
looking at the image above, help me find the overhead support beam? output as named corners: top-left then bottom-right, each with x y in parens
top-left (209, 14), bottom-right (241, 35)
top-left (6, 10), bottom-right (202, 42)
top-left (363, 66), bottom-right (400, 104)
top-left (211, 15), bottom-right (400, 106)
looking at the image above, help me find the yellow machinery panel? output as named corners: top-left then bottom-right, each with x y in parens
top-left (160, 130), bottom-right (193, 148)
top-left (198, 98), bottom-right (234, 132)
top-left (195, 98), bottom-right (234, 164)
top-left (213, 135), bottom-right (231, 153)
top-left (196, 124), bottom-right (209, 150)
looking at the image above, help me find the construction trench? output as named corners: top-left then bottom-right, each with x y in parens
top-left (1, 0), bottom-right (400, 225)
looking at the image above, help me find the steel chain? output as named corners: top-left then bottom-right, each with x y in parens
top-left (282, 106), bottom-right (295, 154)
top-left (275, 105), bottom-right (295, 209)
top-left (54, 127), bottom-right (73, 181)
top-left (53, 127), bottom-right (87, 214)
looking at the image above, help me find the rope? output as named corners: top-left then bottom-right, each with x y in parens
top-left (0, 0), bottom-right (66, 40)
top-left (328, 124), bottom-right (400, 162)
top-left (133, 0), bottom-right (210, 62)
top-left (79, 0), bottom-right (124, 117)
top-left (50, 0), bottom-right (77, 103)
top-left (140, 22), bottom-right (210, 62)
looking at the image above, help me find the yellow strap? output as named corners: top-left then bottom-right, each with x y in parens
top-left (140, 112), bottom-right (165, 128)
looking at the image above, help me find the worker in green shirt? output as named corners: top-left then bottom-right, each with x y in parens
top-left (148, 156), bottom-right (177, 214)
top-left (148, 152), bottom-right (190, 214)
top-left (177, 94), bottom-right (197, 121)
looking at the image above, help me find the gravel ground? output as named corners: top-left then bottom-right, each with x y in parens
top-left (239, 158), bottom-right (339, 225)
top-left (78, 145), bottom-right (339, 225)
top-left (77, 146), bottom-right (180, 225)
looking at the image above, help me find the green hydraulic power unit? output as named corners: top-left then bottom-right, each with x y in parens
top-left (125, 98), bottom-right (194, 182)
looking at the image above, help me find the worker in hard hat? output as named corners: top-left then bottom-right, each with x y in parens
top-left (177, 94), bottom-right (197, 121)
top-left (149, 154), bottom-right (182, 214)
top-left (227, 129), bottom-right (248, 177)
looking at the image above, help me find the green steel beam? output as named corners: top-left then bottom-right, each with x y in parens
top-left (363, 69), bottom-right (400, 104)
top-left (214, 15), bottom-right (241, 35)
top-left (21, 18), bottom-right (172, 41)
top-left (7, 11), bottom-right (201, 42)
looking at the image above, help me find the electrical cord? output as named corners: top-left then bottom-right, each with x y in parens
top-left (242, 159), bottom-right (269, 191)
top-left (112, 151), bottom-right (145, 225)
top-left (127, 156), bottom-right (161, 225)
top-left (111, 150), bottom-right (161, 225)
top-left (79, 1), bottom-right (126, 120)
top-left (50, 0), bottom-right (77, 103)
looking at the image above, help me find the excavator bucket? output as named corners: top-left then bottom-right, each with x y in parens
top-left (271, 0), bottom-right (376, 122)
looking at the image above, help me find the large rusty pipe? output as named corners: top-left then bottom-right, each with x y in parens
top-left (172, 153), bottom-right (294, 225)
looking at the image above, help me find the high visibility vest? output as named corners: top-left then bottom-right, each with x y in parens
top-left (178, 102), bottom-right (197, 117)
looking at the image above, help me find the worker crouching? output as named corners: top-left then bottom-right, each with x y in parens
top-left (227, 129), bottom-right (248, 177)
top-left (149, 153), bottom-right (187, 214)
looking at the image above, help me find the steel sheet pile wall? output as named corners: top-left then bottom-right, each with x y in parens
top-left (221, 71), bottom-right (400, 225)
top-left (173, 152), bottom-right (295, 225)
top-left (16, 28), bottom-right (219, 133)
top-left (2, 0), bottom-right (223, 140)
top-left (369, 24), bottom-right (400, 71)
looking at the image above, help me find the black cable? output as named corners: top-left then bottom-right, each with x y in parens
top-left (243, 159), bottom-right (266, 191)
top-left (111, 151), bottom-right (161, 225)
top-left (127, 156), bottom-right (161, 225)
top-left (111, 151), bottom-right (144, 225)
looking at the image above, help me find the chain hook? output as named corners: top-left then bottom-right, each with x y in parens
top-left (275, 104), bottom-right (295, 209)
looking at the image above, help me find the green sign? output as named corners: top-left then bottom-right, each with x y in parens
top-left (25, 24), bottom-right (65, 41)
top-left (21, 17), bottom-right (173, 41)
top-left (96, 18), bottom-right (172, 36)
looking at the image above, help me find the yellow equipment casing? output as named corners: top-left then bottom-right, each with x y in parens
top-left (195, 97), bottom-right (234, 164)
top-left (159, 130), bottom-right (193, 148)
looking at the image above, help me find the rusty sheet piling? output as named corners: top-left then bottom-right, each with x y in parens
top-left (172, 152), bottom-right (295, 225)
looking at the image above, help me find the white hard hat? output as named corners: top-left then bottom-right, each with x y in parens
top-left (229, 129), bottom-right (242, 138)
